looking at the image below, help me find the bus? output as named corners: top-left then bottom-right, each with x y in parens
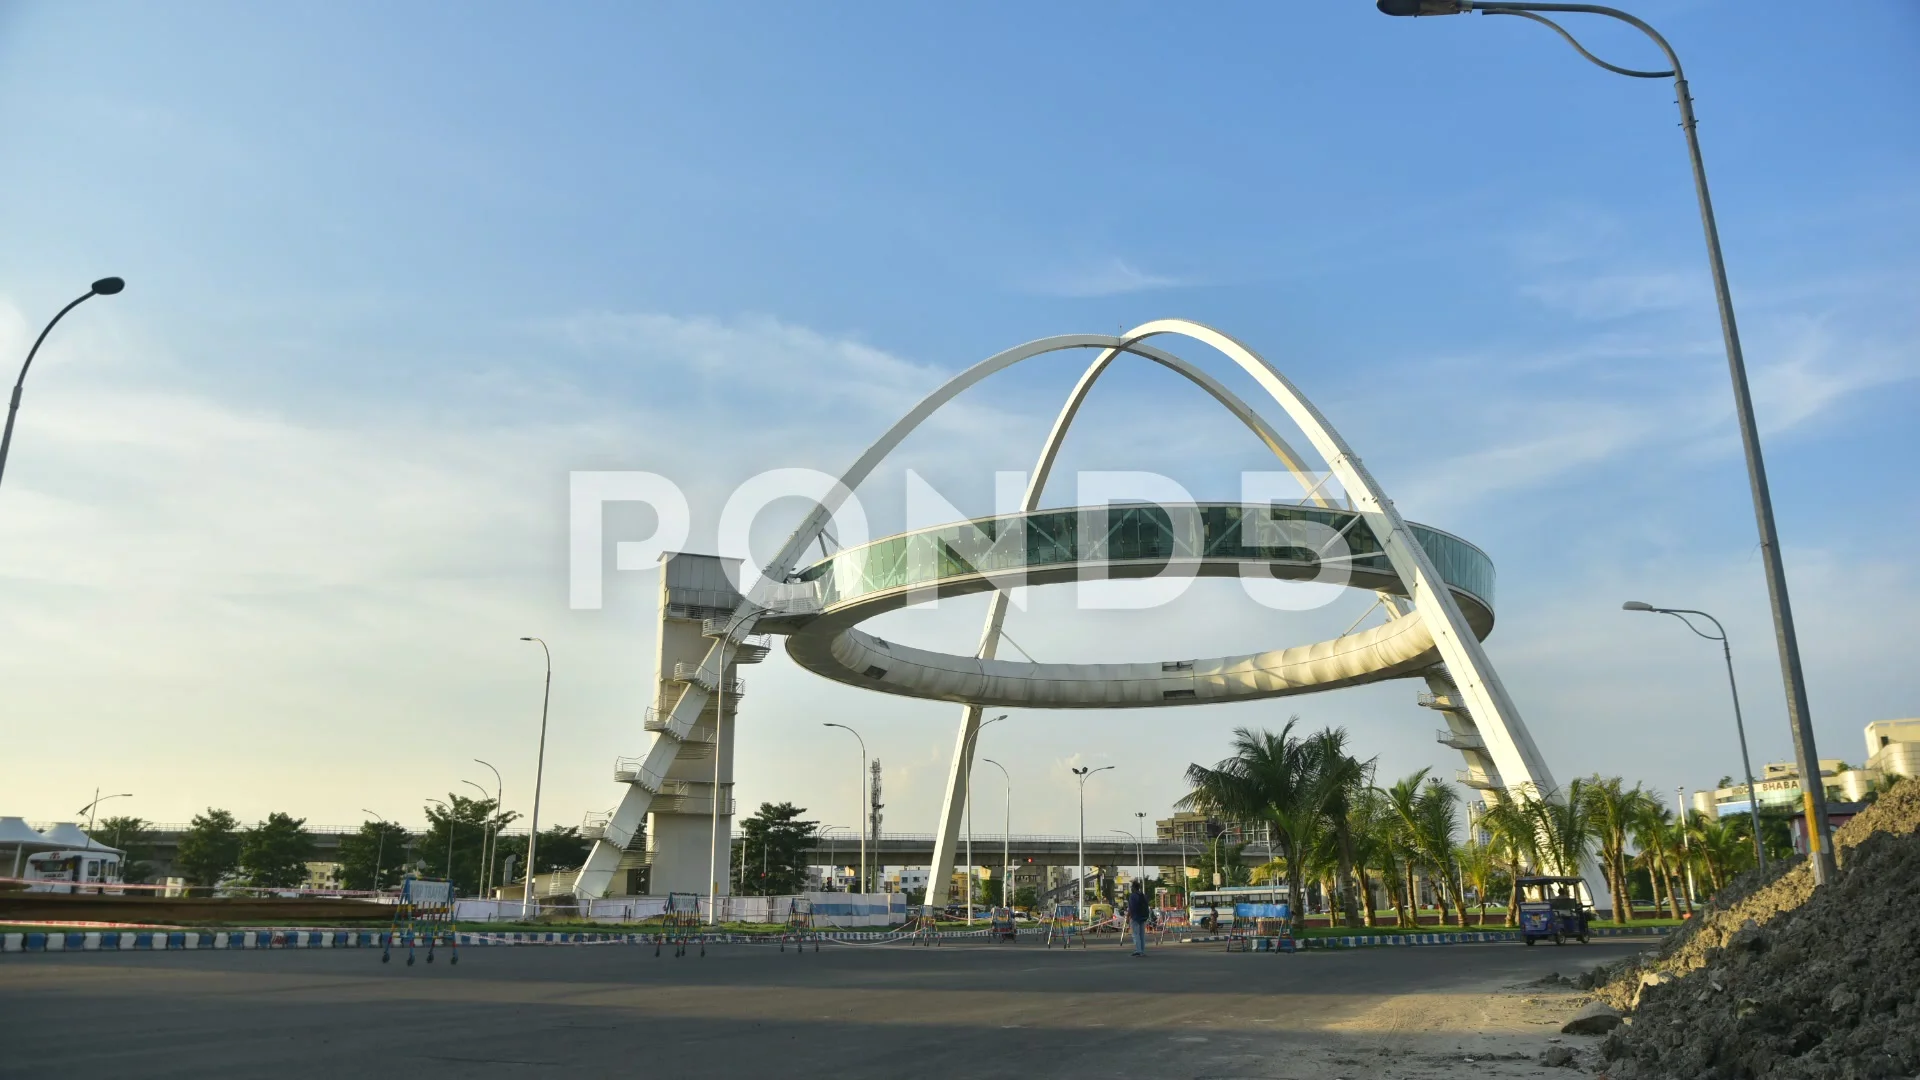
top-left (1188, 886), bottom-right (1290, 930)
top-left (25, 849), bottom-right (123, 893)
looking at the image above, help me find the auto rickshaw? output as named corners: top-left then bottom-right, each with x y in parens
top-left (1516, 875), bottom-right (1593, 945)
top-left (989, 905), bottom-right (1017, 942)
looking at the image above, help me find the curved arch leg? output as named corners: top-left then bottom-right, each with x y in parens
top-left (923, 337), bottom-right (1335, 907)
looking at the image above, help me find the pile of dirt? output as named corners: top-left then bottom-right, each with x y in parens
top-left (1588, 780), bottom-right (1920, 1079)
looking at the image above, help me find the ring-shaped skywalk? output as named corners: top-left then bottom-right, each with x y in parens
top-left (761, 501), bottom-right (1494, 708)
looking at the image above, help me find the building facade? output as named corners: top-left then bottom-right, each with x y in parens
top-left (1691, 719), bottom-right (1917, 818)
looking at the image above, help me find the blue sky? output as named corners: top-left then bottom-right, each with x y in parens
top-left (2, 2), bottom-right (1915, 841)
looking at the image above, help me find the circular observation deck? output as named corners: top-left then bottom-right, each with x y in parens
top-left (758, 502), bottom-right (1494, 709)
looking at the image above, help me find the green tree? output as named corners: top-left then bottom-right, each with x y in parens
top-left (1309, 728), bottom-right (1372, 928)
top-left (737, 801), bottom-right (817, 896)
top-left (1192, 839), bottom-right (1249, 889)
top-left (1348, 781), bottom-right (1400, 927)
top-left (1178, 720), bottom-right (1348, 932)
top-left (1582, 776), bottom-right (1654, 922)
top-left (239, 813), bottom-right (315, 888)
top-left (1690, 813), bottom-right (1754, 893)
top-left (1459, 836), bottom-right (1498, 922)
top-left (419, 795), bottom-right (520, 895)
top-left (1013, 884), bottom-right (1039, 911)
top-left (1478, 791), bottom-right (1542, 926)
top-left (1754, 806), bottom-right (1796, 861)
top-left (88, 816), bottom-right (154, 884)
top-left (1630, 802), bottom-right (1689, 918)
top-left (973, 873), bottom-right (1000, 908)
top-left (1524, 780), bottom-right (1598, 879)
top-left (1375, 771), bottom-right (1464, 926)
top-left (494, 824), bottom-right (595, 884)
top-left (338, 820), bottom-right (413, 891)
top-left (1413, 779), bottom-right (1466, 925)
top-left (176, 808), bottom-right (243, 888)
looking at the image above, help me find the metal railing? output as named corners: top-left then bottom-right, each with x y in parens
top-left (1455, 769), bottom-right (1498, 791)
top-left (793, 831), bottom-right (1208, 846)
top-left (653, 781), bottom-right (735, 816)
top-left (1436, 727), bottom-right (1485, 751)
top-left (1417, 690), bottom-right (1465, 711)
top-left (669, 663), bottom-right (745, 696)
top-left (613, 756), bottom-right (665, 790)
top-left (751, 580), bottom-right (823, 616)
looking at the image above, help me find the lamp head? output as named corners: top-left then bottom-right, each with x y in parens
top-left (90, 277), bottom-right (126, 296)
top-left (1376, 0), bottom-right (1470, 13)
top-left (1622, 601), bottom-right (1656, 612)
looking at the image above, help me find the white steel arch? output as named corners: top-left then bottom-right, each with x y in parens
top-left (572, 321), bottom-right (1579, 912)
top-left (914, 320), bottom-right (1561, 904)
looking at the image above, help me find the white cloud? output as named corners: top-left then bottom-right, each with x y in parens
top-left (1521, 270), bottom-right (1707, 320)
top-left (1024, 256), bottom-right (1187, 299)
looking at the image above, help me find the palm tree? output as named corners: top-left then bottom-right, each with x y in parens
top-left (1307, 728), bottom-right (1371, 928)
top-left (1380, 771), bottom-right (1467, 925)
top-left (1478, 791), bottom-right (1540, 927)
top-left (1582, 777), bottom-right (1654, 922)
top-left (1249, 856), bottom-right (1287, 885)
top-left (1346, 781), bottom-right (1390, 927)
top-left (1524, 780), bottom-right (1597, 880)
top-left (1690, 814), bottom-right (1754, 894)
top-left (1378, 771), bottom-right (1427, 926)
top-left (1179, 720), bottom-right (1345, 932)
top-left (1358, 785), bottom-right (1415, 929)
top-left (1397, 778), bottom-right (1466, 925)
top-left (1630, 804), bottom-right (1686, 919)
top-left (1458, 834), bottom-right (1499, 925)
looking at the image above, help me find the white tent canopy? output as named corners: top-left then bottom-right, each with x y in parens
top-left (4, 817), bottom-right (121, 879)
top-left (0, 817), bottom-right (48, 847)
top-left (21, 821), bottom-right (122, 855)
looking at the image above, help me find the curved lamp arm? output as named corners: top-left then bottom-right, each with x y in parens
top-left (1656, 607), bottom-right (1727, 643)
top-left (1623, 600), bottom-right (1726, 642)
top-left (1479, 5), bottom-right (1676, 78)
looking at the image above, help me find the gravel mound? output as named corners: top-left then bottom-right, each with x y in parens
top-left (1589, 781), bottom-right (1920, 1079)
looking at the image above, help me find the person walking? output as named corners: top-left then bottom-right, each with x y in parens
top-left (1127, 880), bottom-right (1151, 957)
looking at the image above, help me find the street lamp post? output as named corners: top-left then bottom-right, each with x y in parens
top-left (962, 714), bottom-right (1007, 923)
top-left (460, 779), bottom-right (498, 898)
top-left (981, 758), bottom-right (1012, 908)
top-left (1674, 787), bottom-right (1697, 912)
top-left (1071, 766), bottom-right (1114, 921)
top-left (823, 723), bottom-right (868, 893)
top-left (518, 637), bottom-right (552, 917)
top-left (76, 790), bottom-right (132, 834)
top-left (1121, 810), bottom-right (1136, 887)
top-left (1378, 0), bottom-right (1834, 883)
top-left (473, 758), bottom-right (503, 898)
top-left (1624, 602), bottom-right (1767, 871)
top-left (360, 809), bottom-right (389, 892)
top-left (1, 278), bottom-right (125, 496)
top-left (1179, 833), bottom-right (1190, 907)
top-left (819, 825), bottom-right (849, 890)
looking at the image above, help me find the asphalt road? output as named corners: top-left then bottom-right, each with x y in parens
top-left (0, 936), bottom-right (1650, 1078)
